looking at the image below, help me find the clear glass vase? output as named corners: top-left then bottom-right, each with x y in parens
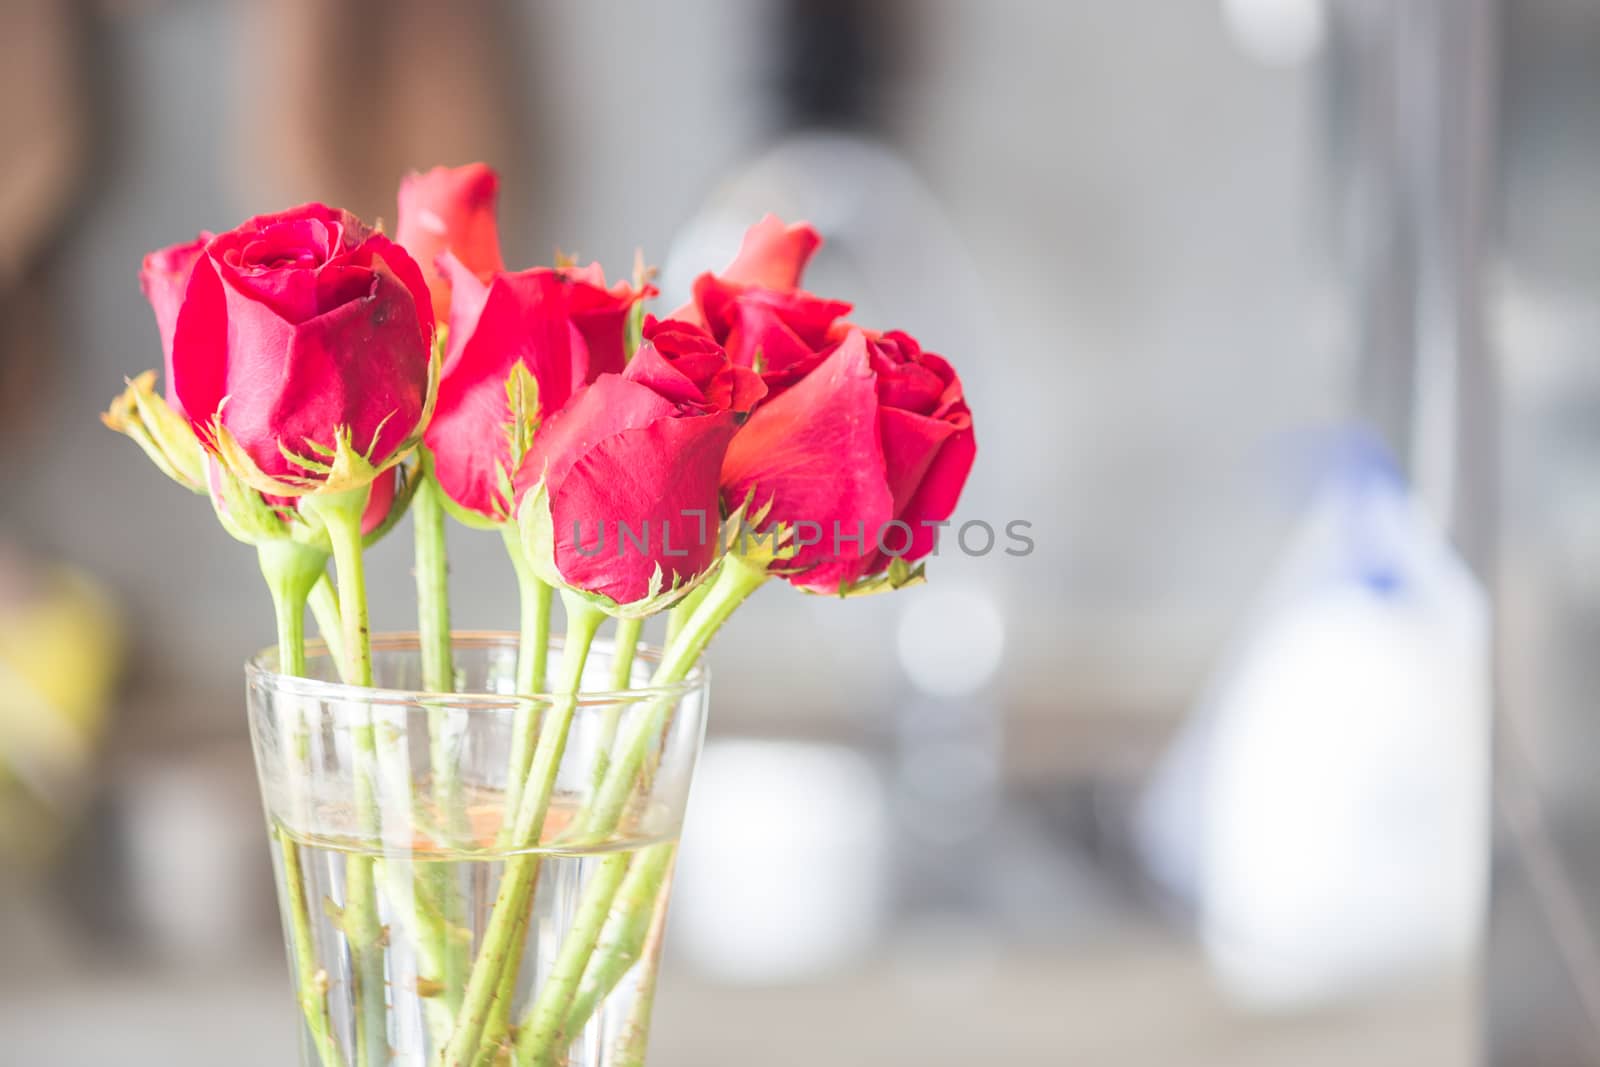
top-left (245, 632), bottom-right (709, 1067)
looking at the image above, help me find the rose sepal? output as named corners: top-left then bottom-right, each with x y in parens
top-left (825, 555), bottom-right (928, 598)
top-left (491, 361), bottom-right (544, 525)
top-left (208, 455), bottom-right (417, 552)
top-left (208, 460), bottom-right (298, 546)
top-left (101, 371), bottom-right (207, 492)
top-left (204, 330), bottom-right (442, 499)
top-left (720, 492), bottom-right (791, 563)
top-left (722, 490), bottom-right (925, 597)
top-left (296, 483), bottom-right (377, 551)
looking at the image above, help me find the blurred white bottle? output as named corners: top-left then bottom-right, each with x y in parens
top-left (1139, 436), bottom-right (1490, 1009)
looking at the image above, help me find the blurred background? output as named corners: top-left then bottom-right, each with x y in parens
top-left (0, 0), bottom-right (1594, 1063)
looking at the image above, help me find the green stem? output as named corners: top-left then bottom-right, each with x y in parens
top-left (561, 842), bottom-right (676, 1039)
top-left (610, 862), bottom-right (673, 1067)
top-left (301, 490), bottom-right (375, 688)
top-left (499, 524), bottom-right (553, 834)
top-left (413, 467), bottom-right (454, 692)
top-left (411, 469), bottom-right (469, 1030)
top-left (589, 615), bottom-right (644, 792)
top-left (585, 555), bottom-right (767, 840)
top-left (478, 529), bottom-right (557, 1054)
top-left (307, 573), bottom-right (344, 671)
top-left (516, 852), bottom-right (631, 1064)
top-left (278, 827), bottom-right (347, 1067)
top-left (259, 539), bottom-right (326, 675)
top-left (607, 615), bottom-right (644, 691)
top-left (476, 888), bottom-right (534, 1066)
top-left (266, 570), bottom-right (310, 678)
top-left (342, 754), bottom-right (388, 1067)
top-left (442, 594), bottom-right (606, 1067)
top-left (515, 556), bottom-right (768, 1063)
top-left (483, 605), bottom-right (637, 1054)
top-left (371, 854), bottom-right (455, 1047)
top-left (259, 540), bottom-right (344, 1067)
top-left (510, 526), bottom-right (554, 693)
top-left (300, 489), bottom-right (388, 1066)
top-left (664, 576), bottom-right (712, 646)
top-left (614, 972), bottom-right (660, 1067)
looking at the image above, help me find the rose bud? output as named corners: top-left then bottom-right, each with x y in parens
top-left (515, 318), bottom-right (763, 615)
top-left (169, 202), bottom-right (437, 499)
top-left (425, 257), bottom-right (651, 523)
top-left (720, 326), bottom-right (976, 595)
top-left (396, 162), bottom-right (506, 323)
top-left (676, 215), bottom-right (850, 400)
top-left (138, 232), bottom-right (213, 418)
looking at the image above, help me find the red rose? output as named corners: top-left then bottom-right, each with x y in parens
top-left (170, 203), bottom-right (436, 495)
top-left (425, 257), bottom-right (649, 521)
top-left (515, 319), bottom-right (760, 611)
top-left (677, 215), bottom-right (849, 399)
top-left (720, 327), bottom-right (975, 593)
top-left (138, 232), bottom-right (212, 417)
top-left (396, 163), bottom-right (505, 323)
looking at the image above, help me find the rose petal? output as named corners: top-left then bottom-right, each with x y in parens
top-left (361, 467), bottom-right (400, 536)
top-left (139, 233), bottom-right (213, 412)
top-left (396, 163), bottom-right (505, 322)
top-left (515, 374), bottom-right (680, 504)
top-left (721, 330), bottom-right (894, 590)
top-left (721, 214), bottom-right (822, 291)
top-left (438, 252), bottom-right (494, 380)
top-left (560, 264), bottom-right (649, 379)
top-left (365, 231), bottom-right (437, 351)
top-left (208, 204), bottom-right (366, 324)
top-left (896, 416), bottom-right (975, 561)
top-left (877, 406), bottom-right (959, 518)
top-left (216, 270), bottom-right (429, 479)
top-left (170, 253), bottom-right (235, 444)
top-left (428, 269), bottom-right (585, 518)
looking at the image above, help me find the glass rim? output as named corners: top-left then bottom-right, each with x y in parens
top-left (245, 630), bottom-right (708, 709)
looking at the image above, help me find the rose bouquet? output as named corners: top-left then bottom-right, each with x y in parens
top-left (103, 164), bottom-right (975, 1067)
